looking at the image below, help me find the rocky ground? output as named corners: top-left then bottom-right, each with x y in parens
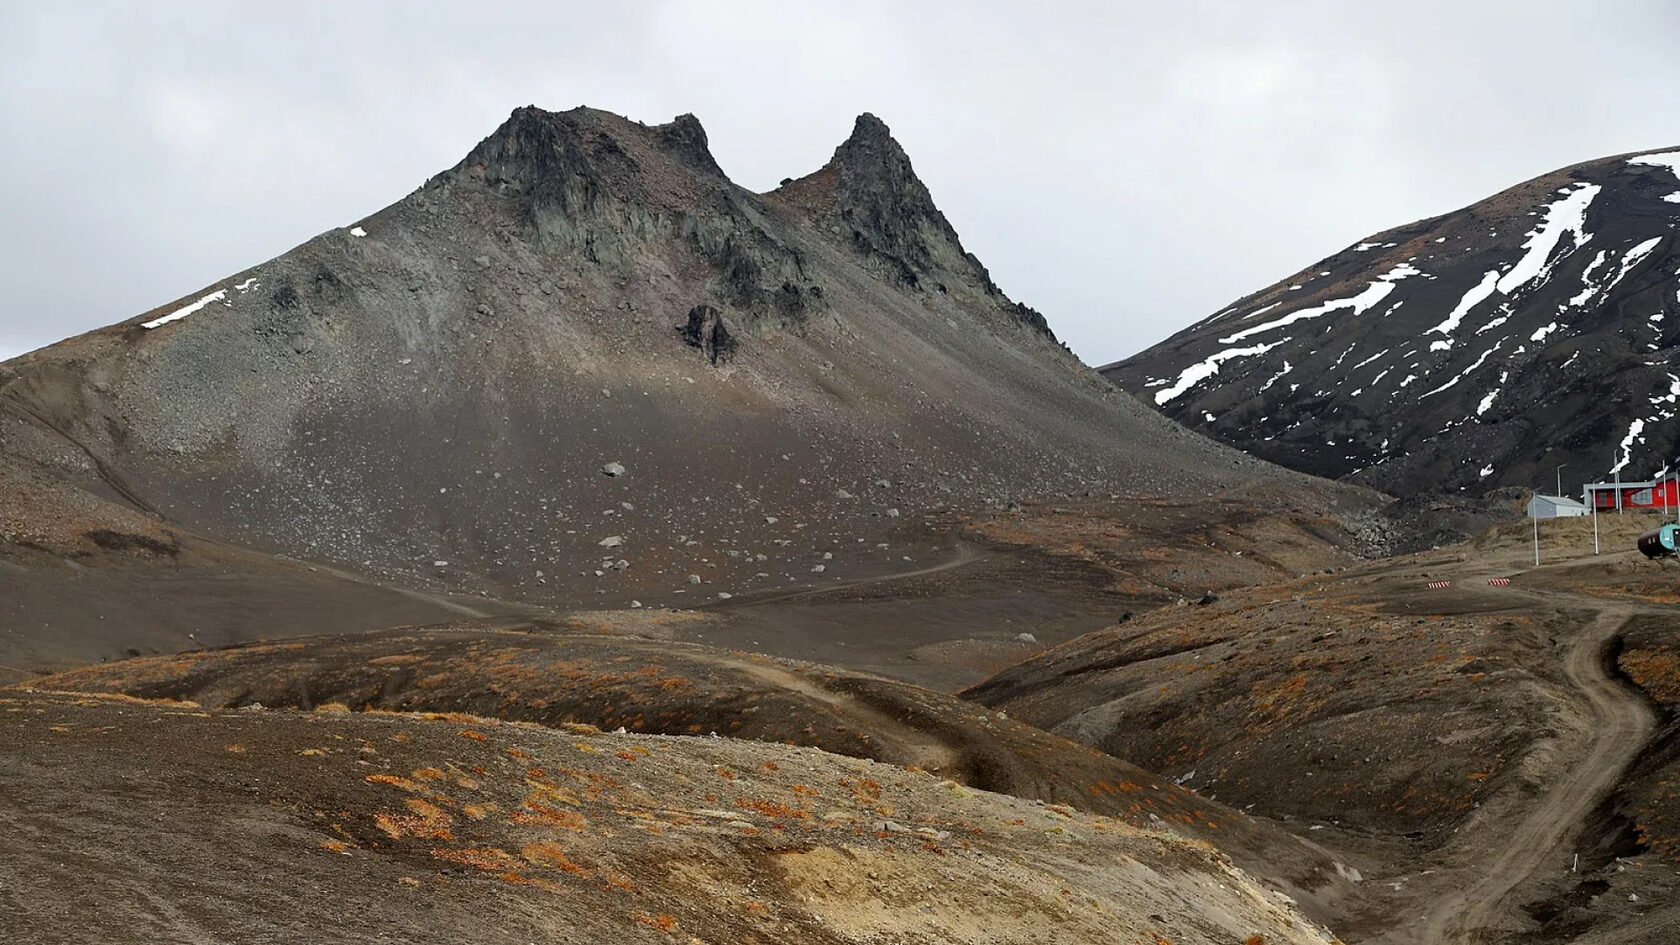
top-left (0, 688), bottom-right (1336, 945)
top-left (968, 511), bottom-right (1680, 943)
top-left (26, 623), bottom-right (1364, 922)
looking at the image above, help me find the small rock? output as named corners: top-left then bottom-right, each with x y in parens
top-left (473, 255), bottom-right (490, 267)
top-left (602, 461), bottom-right (625, 477)
top-left (432, 560), bottom-right (449, 568)
top-left (716, 592), bottom-right (733, 600)
top-left (1016, 632), bottom-right (1038, 643)
top-left (611, 559), bottom-right (630, 571)
top-left (836, 489), bottom-right (854, 499)
top-left (599, 536), bottom-right (625, 548)
top-left (687, 574), bottom-right (703, 585)
top-left (811, 564), bottom-right (826, 573)
top-left (1196, 593), bottom-right (1219, 606)
top-left (885, 508), bottom-right (900, 518)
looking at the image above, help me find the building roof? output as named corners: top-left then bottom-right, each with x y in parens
top-left (1531, 495), bottom-right (1588, 509)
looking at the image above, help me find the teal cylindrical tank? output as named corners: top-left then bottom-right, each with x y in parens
top-left (1638, 524), bottom-right (1680, 558)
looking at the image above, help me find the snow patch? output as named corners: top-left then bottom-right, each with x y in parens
top-left (1218, 264), bottom-right (1420, 345)
top-left (1567, 250), bottom-right (1611, 308)
top-left (1155, 339), bottom-right (1288, 404)
top-left (1474, 314), bottom-right (1509, 335)
top-left (1530, 321), bottom-right (1559, 343)
top-left (1629, 150), bottom-right (1680, 180)
top-left (1427, 269), bottom-right (1501, 343)
top-left (141, 289), bottom-right (227, 329)
top-left (1604, 237), bottom-right (1662, 293)
top-left (349, 226), bottom-right (367, 238)
top-left (1479, 464), bottom-right (1494, 478)
top-left (1612, 419), bottom-right (1647, 474)
top-left (1232, 301), bottom-right (1282, 323)
top-left (1495, 183), bottom-right (1600, 296)
top-left (1258, 360), bottom-right (1294, 394)
top-left (1421, 343), bottom-right (1500, 399)
top-left (1352, 348), bottom-right (1391, 370)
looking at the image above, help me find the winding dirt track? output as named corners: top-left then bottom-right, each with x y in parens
top-left (700, 538), bottom-right (988, 608)
top-left (1410, 602), bottom-right (1655, 944)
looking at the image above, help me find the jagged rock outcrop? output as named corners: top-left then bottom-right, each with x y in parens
top-left (1108, 146), bottom-right (1680, 496)
top-left (679, 303), bottom-right (735, 364)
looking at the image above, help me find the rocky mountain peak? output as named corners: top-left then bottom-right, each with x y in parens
top-left (651, 112), bottom-right (725, 177)
top-left (827, 113), bottom-right (961, 272)
top-left (446, 105), bottom-right (727, 215)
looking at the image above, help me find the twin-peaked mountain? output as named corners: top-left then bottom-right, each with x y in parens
top-left (1107, 148), bottom-right (1680, 497)
top-left (0, 105), bottom-right (1302, 611)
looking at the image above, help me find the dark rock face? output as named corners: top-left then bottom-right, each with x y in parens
top-left (831, 113), bottom-right (956, 284)
top-left (651, 112), bottom-right (726, 177)
top-left (770, 114), bottom-right (1056, 341)
top-left (1108, 147), bottom-right (1680, 496)
top-left (679, 303), bottom-right (735, 364)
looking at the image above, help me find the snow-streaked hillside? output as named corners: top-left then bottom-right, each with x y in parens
top-left (1107, 147), bottom-right (1680, 496)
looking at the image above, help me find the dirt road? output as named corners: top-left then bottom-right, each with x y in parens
top-left (1404, 602), bottom-right (1656, 943)
top-left (701, 537), bottom-right (989, 608)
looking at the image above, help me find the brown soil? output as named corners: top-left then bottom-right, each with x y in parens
top-left (25, 624), bottom-right (1360, 921)
top-left (0, 688), bottom-right (1338, 945)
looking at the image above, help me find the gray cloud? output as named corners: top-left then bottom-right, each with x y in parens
top-left (3, 0), bottom-right (1678, 364)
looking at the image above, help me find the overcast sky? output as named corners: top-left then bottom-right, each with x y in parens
top-left (3, 1), bottom-right (1679, 365)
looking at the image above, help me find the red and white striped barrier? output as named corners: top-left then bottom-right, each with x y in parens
top-left (1487, 577), bottom-right (1512, 587)
top-left (1426, 580), bottom-right (1452, 589)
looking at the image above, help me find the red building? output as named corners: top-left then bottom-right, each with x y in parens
top-left (1582, 471), bottom-right (1680, 511)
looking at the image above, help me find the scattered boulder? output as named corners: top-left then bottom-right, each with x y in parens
top-left (680, 303), bottom-right (737, 364)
